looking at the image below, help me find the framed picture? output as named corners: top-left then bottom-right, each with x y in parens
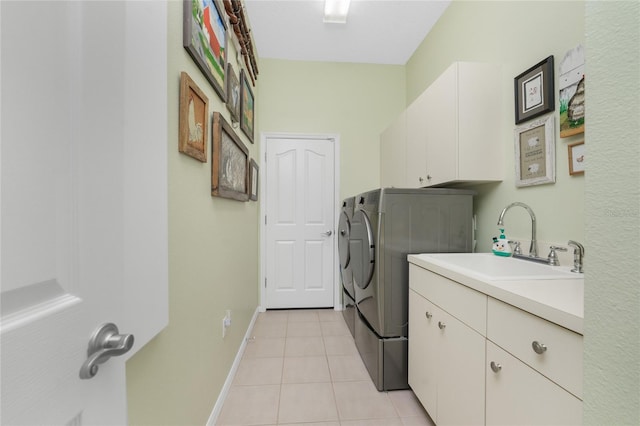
top-left (559, 45), bottom-right (585, 137)
top-left (514, 56), bottom-right (555, 124)
top-left (248, 159), bottom-right (259, 201)
top-left (514, 115), bottom-right (556, 187)
top-left (211, 112), bottom-right (249, 201)
top-left (568, 141), bottom-right (585, 175)
top-left (226, 63), bottom-right (240, 122)
top-left (178, 72), bottom-right (208, 162)
top-left (240, 69), bottom-right (255, 143)
top-left (183, 0), bottom-right (227, 101)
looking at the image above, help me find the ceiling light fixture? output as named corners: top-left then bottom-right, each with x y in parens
top-left (323, 0), bottom-right (351, 24)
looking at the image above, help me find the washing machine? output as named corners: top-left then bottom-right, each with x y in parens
top-left (338, 197), bottom-right (356, 337)
top-left (349, 187), bottom-right (475, 391)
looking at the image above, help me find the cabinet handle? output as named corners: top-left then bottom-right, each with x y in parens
top-left (532, 341), bottom-right (548, 354)
top-left (425, 311), bottom-right (432, 319)
top-left (427, 175), bottom-right (432, 180)
top-left (490, 361), bottom-right (502, 373)
top-left (438, 321), bottom-right (446, 330)
top-left (419, 177), bottom-right (424, 183)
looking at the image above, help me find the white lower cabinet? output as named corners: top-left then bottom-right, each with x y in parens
top-left (486, 341), bottom-right (582, 425)
top-left (409, 263), bottom-right (583, 425)
top-left (408, 290), bottom-right (485, 426)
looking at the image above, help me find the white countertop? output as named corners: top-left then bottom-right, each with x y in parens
top-left (408, 253), bottom-right (584, 335)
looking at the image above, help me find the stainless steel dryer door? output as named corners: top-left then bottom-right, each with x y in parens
top-left (338, 210), bottom-right (351, 269)
top-left (349, 209), bottom-right (375, 290)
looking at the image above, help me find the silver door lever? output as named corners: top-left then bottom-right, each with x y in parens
top-left (79, 323), bottom-right (134, 379)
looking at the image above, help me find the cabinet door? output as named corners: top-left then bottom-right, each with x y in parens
top-left (408, 290), bottom-right (438, 418)
top-left (380, 111), bottom-right (407, 188)
top-left (424, 63), bottom-right (457, 186)
top-left (437, 308), bottom-right (486, 426)
top-left (406, 90), bottom-right (429, 187)
top-left (457, 62), bottom-right (502, 182)
top-left (486, 341), bottom-right (582, 426)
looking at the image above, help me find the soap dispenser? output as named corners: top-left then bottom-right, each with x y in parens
top-left (492, 228), bottom-right (512, 257)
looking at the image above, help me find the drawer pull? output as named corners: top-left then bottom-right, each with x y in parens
top-left (425, 311), bottom-right (433, 319)
top-left (490, 361), bottom-right (502, 373)
top-left (438, 321), bottom-right (446, 330)
top-left (532, 341), bottom-right (548, 354)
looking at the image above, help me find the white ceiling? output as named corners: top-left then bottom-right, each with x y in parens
top-left (243, 0), bottom-right (451, 65)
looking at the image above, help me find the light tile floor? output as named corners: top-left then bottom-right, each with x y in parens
top-left (216, 309), bottom-right (435, 426)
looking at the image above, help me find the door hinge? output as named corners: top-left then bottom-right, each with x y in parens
top-left (265, 215), bottom-right (267, 225)
top-left (265, 278), bottom-right (267, 288)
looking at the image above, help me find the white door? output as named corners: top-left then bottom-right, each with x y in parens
top-left (264, 136), bottom-right (336, 309)
top-left (0, 2), bottom-right (168, 424)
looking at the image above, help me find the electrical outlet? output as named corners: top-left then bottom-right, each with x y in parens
top-left (222, 310), bottom-right (232, 338)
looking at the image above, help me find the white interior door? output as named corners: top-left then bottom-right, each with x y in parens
top-left (264, 136), bottom-right (336, 309)
top-left (0, 2), bottom-right (168, 424)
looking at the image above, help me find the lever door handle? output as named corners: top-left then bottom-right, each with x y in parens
top-left (79, 323), bottom-right (134, 379)
top-left (322, 230), bottom-right (333, 237)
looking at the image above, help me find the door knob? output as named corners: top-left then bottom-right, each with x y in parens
top-left (79, 323), bottom-right (134, 379)
top-left (322, 230), bottom-right (333, 237)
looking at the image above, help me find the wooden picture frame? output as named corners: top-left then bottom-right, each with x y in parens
top-left (240, 69), bottom-right (255, 143)
top-left (568, 141), bottom-right (585, 175)
top-left (179, 72), bottom-right (208, 162)
top-left (226, 63), bottom-right (240, 123)
top-left (183, 0), bottom-right (227, 101)
top-left (248, 159), bottom-right (259, 201)
top-left (514, 56), bottom-right (555, 124)
top-left (514, 115), bottom-right (556, 187)
top-left (211, 112), bottom-right (249, 201)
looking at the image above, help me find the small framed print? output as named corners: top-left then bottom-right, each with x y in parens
top-left (514, 115), bottom-right (556, 187)
top-left (514, 56), bottom-right (555, 124)
top-left (248, 159), bottom-right (259, 201)
top-left (568, 141), bottom-right (585, 175)
top-left (240, 69), bottom-right (255, 143)
top-left (226, 63), bottom-right (240, 122)
top-left (178, 72), bottom-right (208, 162)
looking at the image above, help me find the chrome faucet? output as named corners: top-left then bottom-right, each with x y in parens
top-left (567, 240), bottom-right (585, 273)
top-left (497, 202), bottom-right (538, 257)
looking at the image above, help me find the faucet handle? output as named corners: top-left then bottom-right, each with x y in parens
top-left (547, 245), bottom-right (567, 266)
top-left (508, 240), bottom-right (521, 255)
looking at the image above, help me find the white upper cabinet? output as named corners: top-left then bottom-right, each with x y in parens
top-left (382, 62), bottom-right (503, 188)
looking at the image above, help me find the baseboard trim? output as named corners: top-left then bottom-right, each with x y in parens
top-left (206, 306), bottom-right (260, 426)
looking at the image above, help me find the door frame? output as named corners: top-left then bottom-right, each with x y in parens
top-left (259, 132), bottom-right (341, 312)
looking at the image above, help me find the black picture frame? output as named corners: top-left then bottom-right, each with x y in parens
top-left (183, 0), bottom-right (228, 101)
top-left (514, 56), bottom-right (555, 124)
top-left (239, 69), bottom-right (255, 143)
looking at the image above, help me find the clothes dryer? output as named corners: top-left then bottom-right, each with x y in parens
top-left (338, 197), bottom-right (356, 337)
top-left (349, 187), bottom-right (475, 391)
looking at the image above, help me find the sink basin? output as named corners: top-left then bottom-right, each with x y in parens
top-left (417, 253), bottom-right (582, 281)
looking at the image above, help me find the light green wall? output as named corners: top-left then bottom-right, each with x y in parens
top-left (125, 1), bottom-right (260, 424)
top-left (406, 1), bottom-right (585, 252)
top-left (584, 2), bottom-right (639, 423)
top-left (407, 1), bottom-right (640, 423)
top-left (258, 59), bottom-right (406, 199)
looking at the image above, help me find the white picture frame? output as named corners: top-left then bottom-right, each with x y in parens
top-left (514, 115), bottom-right (556, 187)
